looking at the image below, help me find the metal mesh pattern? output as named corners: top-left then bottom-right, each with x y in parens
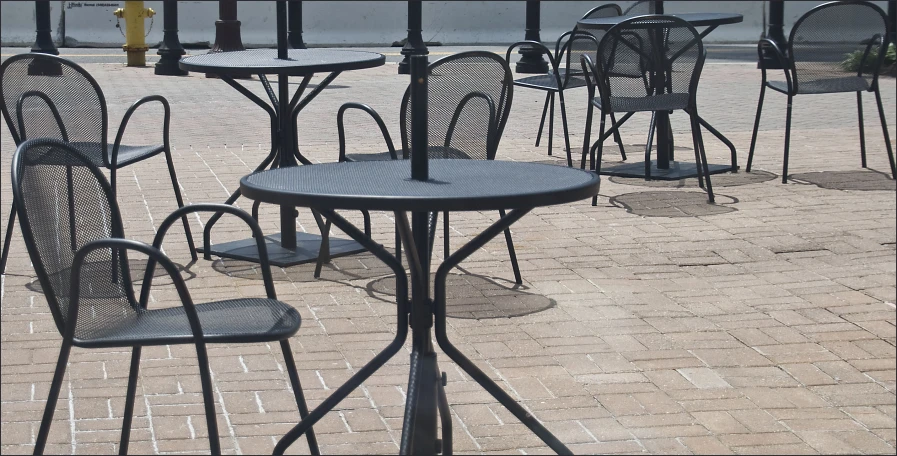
top-left (179, 49), bottom-right (385, 75)
top-left (622, 1), bottom-right (658, 15)
top-left (787, 2), bottom-right (887, 93)
top-left (401, 52), bottom-right (512, 161)
top-left (14, 142), bottom-right (132, 337)
top-left (1, 55), bottom-right (106, 158)
top-left (594, 16), bottom-right (702, 112)
top-left (560, 32), bottom-right (604, 84)
top-left (513, 73), bottom-right (587, 91)
top-left (79, 298), bottom-right (301, 347)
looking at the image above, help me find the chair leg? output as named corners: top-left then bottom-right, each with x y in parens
top-left (34, 341), bottom-right (73, 455)
top-left (1, 201), bottom-right (17, 275)
top-left (548, 92), bottom-right (555, 157)
top-left (857, 91), bottom-right (867, 168)
top-left (535, 92), bottom-right (550, 148)
top-left (313, 213), bottom-right (331, 279)
top-left (592, 111), bottom-right (608, 207)
top-left (119, 347), bottom-right (142, 455)
top-left (581, 101), bottom-right (595, 170)
top-left (557, 89), bottom-right (574, 167)
top-left (644, 112), bottom-right (657, 181)
top-left (689, 112), bottom-right (706, 189)
top-left (498, 209), bottom-right (522, 284)
top-left (746, 84), bottom-right (766, 173)
top-left (782, 95), bottom-right (793, 184)
top-left (193, 341), bottom-right (221, 455)
top-left (279, 340), bottom-right (320, 456)
top-left (443, 212), bottom-right (450, 260)
top-left (692, 112), bottom-right (715, 203)
top-left (163, 148), bottom-right (198, 261)
top-left (873, 88), bottom-right (897, 179)
top-left (609, 112), bottom-right (626, 160)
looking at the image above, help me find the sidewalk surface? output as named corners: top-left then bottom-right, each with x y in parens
top-left (1, 46), bottom-right (895, 455)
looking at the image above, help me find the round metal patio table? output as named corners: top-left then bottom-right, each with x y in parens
top-left (178, 49), bottom-right (385, 267)
top-left (242, 159), bottom-right (599, 455)
top-left (576, 12), bottom-right (743, 180)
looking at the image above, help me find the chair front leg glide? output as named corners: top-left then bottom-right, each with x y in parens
top-left (873, 87), bottom-right (896, 178)
top-left (33, 340), bottom-right (73, 455)
top-left (1, 202), bottom-right (17, 274)
top-left (857, 91), bottom-right (867, 168)
top-left (535, 92), bottom-right (551, 149)
top-left (498, 209), bottom-right (522, 284)
top-left (782, 95), bottom-right (793, 183)
top-left (119, 346), bottom-right (142, 455)
top-left (746, 84), bottom-right (766, 173)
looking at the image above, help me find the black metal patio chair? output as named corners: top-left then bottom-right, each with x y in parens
top-left (333, 51), bottom-right (523, 284)
top-left (13, 138), bottom-right (319, 456)
top-left (580, 15), bottom-right (719, 204)
top-left (746, 1), bottom-right (896, 182)
top-left (0, 53), bottom-right (196, 276)
top-left (622, 0), bottom-right (658, 15)
top-left (504, 3), bottom-right (627, 165)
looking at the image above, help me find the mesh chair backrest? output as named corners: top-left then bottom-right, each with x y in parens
top-left (12, 138), bottom-right (135, 337)
top-left (788, 1), bottom-right (888, 89)
top-left (594, 15), bottom-right (704, 104)
top-left (622, 1), bottom-right (657, 15)
top-left (559, 31), bottom-right (602, 84)
top-left (0, 54), bottom-right (108, 158)
top-left (400, 51), bottom-right (513, 161)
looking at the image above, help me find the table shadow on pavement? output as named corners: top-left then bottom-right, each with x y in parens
top-left (365, 270), bottom-right (556, 319)
top-left (212, 251), bottom-right (394, 283)
top-left (609, 191), bottom-right (738, 217)
top-left (790, 170), bottom-right (897, 191)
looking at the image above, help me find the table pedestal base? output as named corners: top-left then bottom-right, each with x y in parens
top-left (602, 160), bottom-right (737, 180)
top-left (197, 232), bottom-right (365, 268)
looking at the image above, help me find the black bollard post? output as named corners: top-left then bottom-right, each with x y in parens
top-left (760, 0), bottom-right (787, 69)
top-left (288, 1), bottom-right (307, 49)
top-left (398, 1), bottom-right (429, 75)
top-left (29, 1), bottom-right (62, 75)
top-left (515, 1), bottom-right (549, 74)
top-left (207, 0), bottom-right (246, 78)
top-left (155, 1), bottom-right (188, 76)
top-left (888, 1), bottom-right (895, 46)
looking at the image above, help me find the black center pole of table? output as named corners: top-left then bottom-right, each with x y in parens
top-left (275, 0), bottom-right (299, 248)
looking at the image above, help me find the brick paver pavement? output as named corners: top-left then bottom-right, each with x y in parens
top-left (1, 46), bottom-right (894, 455)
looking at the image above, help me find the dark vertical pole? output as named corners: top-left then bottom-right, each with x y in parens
top-left (654, 1), bottom-right (664, 14)
top-left (516, 1), bottom-right (549, 74)
top-left (760, 1), bottom-right (786, 69)
top-left (288, 1), bottom-right (307, 49)
top-left (155, 1), bottom-right (188, 76)
top-left (406, 54), bottom-right (437, 455)
top-left (29, 1), bottom-right (61, 75)
top-left (209, 0), bottom-right (245, 52)
top-left (398, 1), bottom-right (429, 75)
top-left (277, 1), bottom-right (288, 59)
top-left (276, 1), bottom-right (296, 248)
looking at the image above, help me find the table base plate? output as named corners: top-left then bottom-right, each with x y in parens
top-left (197, 232), bottom-right (366, 268)
top-left (600, 160), bottom-right (737, 180)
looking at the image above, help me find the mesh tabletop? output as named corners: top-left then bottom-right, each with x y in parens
top-left (241, 160), bottom-right (600, 212)
top-left (577, 13), bottom-right (742, 30)
top-left (179, 49), bottom-right (385, 76)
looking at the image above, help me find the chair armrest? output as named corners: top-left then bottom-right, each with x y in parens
top-left (505, 40), bottom-right (560, 71)
top-left (110, 95), bottom-right (170, 168)
top-left (141, 204), bottom-right (277, 307)
top-left (757, 38), bottom-right (794, 93)
top-left (337, 102), bottom-right (398, 162)
top-left (67, 238), bottom-right (204, 341)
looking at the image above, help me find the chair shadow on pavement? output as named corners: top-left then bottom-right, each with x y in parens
top-left (365, 268), bottom-right (557, 320)
top-left (26, 258), bottom-right (198, 296)
top-left (609, 191), bottom-right (738, 217)
top-left (790, 170), bottom-right (897, 191)
top-left (212, 251), bottom-right (394, 283)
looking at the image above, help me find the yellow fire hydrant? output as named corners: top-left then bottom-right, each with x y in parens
top-left (113, 2), bottom-right (155, 67)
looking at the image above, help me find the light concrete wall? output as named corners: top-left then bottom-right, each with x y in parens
top-left (0, 1), bottom-right (890, 48)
